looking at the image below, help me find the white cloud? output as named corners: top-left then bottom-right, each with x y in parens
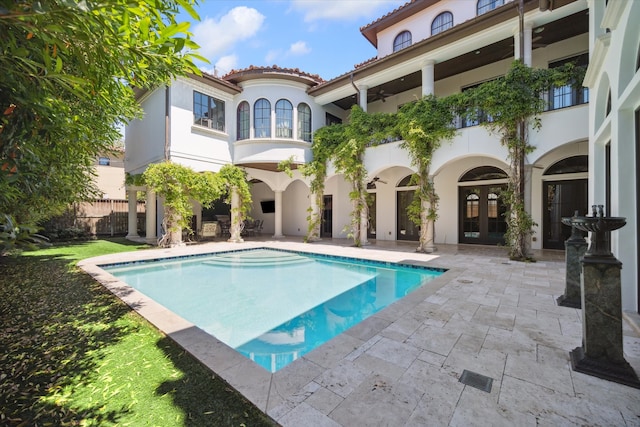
top-left (290, 0), bottom-right (403, 22)
top-left (289, 41), bottom-right (311, 55)
top-left (193, 7), bottom-right (265, 59)
top-left (215, 55), bottom-right (239, 75)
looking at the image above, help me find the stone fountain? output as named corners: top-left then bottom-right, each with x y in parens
top-left (566, 205), bottom-right (640, 388)
top-left (558, 210), bottom-right (587, 308)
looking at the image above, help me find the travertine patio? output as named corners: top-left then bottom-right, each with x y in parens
top-left (80, 238), bottom-right (640, 426)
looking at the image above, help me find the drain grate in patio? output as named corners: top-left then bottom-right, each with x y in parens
top-left (459, 369), bottom-right (493, 393)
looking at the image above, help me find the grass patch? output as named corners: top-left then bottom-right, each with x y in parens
top-left (0, 238), bottom-right (277, 426)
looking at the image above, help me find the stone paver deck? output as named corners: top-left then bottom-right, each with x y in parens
top-left (79, 238), bottom-right (640, 426)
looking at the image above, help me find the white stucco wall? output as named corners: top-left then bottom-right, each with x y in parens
top-left (170, 78), bottom-right (234, 172)
top-left (125, 88), bottom-right (167, 175)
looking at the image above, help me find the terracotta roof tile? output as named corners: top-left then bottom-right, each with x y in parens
top-left (360, 0), bottom-right (417, 31)
top-left (222, 64), bottom-right (325, 84)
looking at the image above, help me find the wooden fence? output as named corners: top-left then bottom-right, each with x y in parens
top-left (44, 199), bottom-right (146, 236)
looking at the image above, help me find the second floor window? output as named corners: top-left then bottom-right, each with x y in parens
top-left (237, 101), bottom-right (250, 140)
top-left (477, 0), bottom-right (504, 15)
top-left (275, 99), bottom-right (293, 138)
top-left (193, 91), bottom-right (225, 132)
top-left (546, 54), bottom-right (589, 111)
top-left (431, 12), bottom-right (453, 36)
top-left (297, 103), bottom-right (312, 142)
top-left (254, 98), bottom-right (271, 138)
top-left (393, 31), bottom-right (412, 52)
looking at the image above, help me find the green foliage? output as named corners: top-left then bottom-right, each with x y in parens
top-left (277, 156), bottom-right (296, 178)
top-left (143, 162), bottom-right (222, 246)
top-left (301, 123), bottom-right (344, 241)
top-left (461, 61), bottom-right (585, 259)
top-left (216, 164), bottom-right (253, 219)
top-left (332, 106), bottom-right (397, 246)
top-left (398, 95), bottom-right (457, 251)
top-left (0, 0), bottom-right (203, 249)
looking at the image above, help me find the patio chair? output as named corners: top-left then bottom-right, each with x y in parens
top-left (243, 219), bottom-right (255, 236)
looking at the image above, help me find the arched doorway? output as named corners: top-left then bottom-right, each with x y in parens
top-left (458, 166), bottom-right (508, 245)
top-left (396, 175), bottom-right (419, 241)
top-left (542, 155), bottom-right (588, 249)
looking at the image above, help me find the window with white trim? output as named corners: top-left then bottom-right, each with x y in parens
top-left (297, 103), bottom-right (312, 142)
top-left (477, 0), bottom-right (504, 15)
top-left (393, 31), bottom-right (412, 52)
top-left (254, 98), bottom-right (271, 138)
top-left (237, 101), bottom-right (250, 140)
top-left (193, 91), bottom-right (225, 131)
top-left (431, 12), bottom-right (453, 36)
top-left (275, 99), bottom-right (293, 138)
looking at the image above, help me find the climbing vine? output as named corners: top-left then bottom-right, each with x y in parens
top-left (142, 161), bottom-right (222, 247)
top-left (301, 123), bottom-right (343, 242)
top-left (397, 95), bottom-right (458, 253)
top-left (463, 60), bottom-right (585, 260)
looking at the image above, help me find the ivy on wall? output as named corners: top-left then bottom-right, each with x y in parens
top-left (131, 162), bottom-right (251, 247)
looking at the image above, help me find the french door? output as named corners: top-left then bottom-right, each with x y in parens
top-left (542, 179), bottom-right (587, 249)
top-left (459, 185), bottom-right (507, 245)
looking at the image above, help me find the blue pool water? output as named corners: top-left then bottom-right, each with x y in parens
top-left (104, 249), bottom-right (443, 372)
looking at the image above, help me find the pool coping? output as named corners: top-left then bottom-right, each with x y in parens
top-left (78, 240), bottom-right (457, 419)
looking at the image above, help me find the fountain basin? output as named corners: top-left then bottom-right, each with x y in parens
top-left (564, 216), bottom-right (626, 233)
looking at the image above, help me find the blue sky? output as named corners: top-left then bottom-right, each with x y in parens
top-left (183, 0), bottom-right (406, 81)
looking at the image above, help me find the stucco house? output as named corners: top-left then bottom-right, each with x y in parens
top-left (124, 0), bottom-right (639, 313)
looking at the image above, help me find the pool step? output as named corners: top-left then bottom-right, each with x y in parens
top-left (203, 251), bottom-right (314, 267)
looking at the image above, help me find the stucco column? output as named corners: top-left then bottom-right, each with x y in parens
top-left (360, 191), bottom-right (369, 246)
top-left (359, 85), bottom-right (368, 112)
top-left (273, 190), bottom-right (284, 238)
top-left (514, 22), bottom-right (533, 66)
top-left (421, 60), bottom-right (435, 96)
top-left (126, 188), bottom-right (139, 239)
top-left (145, 190), bottom-right (156, 244)
top-left (308, 192), bottom-right (321, 241)
top-left (228, 188), bottom-right (244, 243)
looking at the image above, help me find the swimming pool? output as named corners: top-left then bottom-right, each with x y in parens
top-left (103, 248), bottom-right (443, 372)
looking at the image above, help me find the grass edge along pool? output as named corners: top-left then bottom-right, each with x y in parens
top-left (102, 248), bottom-right (445, 373)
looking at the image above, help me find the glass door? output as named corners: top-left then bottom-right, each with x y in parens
top-left (459, 185), bottom-right (507, 245)
top-left (397, 190), bottom-right (420, 241)
top-left (321, 195), bottom-right (332, 238)
top-left (367, 193), bottom-right (377, 239)
top-left (543, 180), bottom-right (587, 249)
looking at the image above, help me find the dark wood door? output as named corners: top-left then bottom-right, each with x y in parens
top-left (459, 185), bottom-right (507, 245)
top-left (543, 179), bottom-right (588, 249)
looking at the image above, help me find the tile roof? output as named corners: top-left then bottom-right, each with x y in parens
top-left (222, 65), bottom-right (325, 84)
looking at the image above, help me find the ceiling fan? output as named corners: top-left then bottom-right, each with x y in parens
top-left (370, 176), bottom-right (387, 184)
top-left (370, 88), bottom-right (393, 103)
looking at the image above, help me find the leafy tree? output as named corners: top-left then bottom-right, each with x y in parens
top-left (0, 0), bottom-right (204, 251)
top-left (397, 95), bottom-right (457, 253)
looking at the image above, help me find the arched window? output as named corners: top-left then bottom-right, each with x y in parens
top-left (397, 174), bottom-right (416, 187)
top-left (477, 0), bottom-right (504, 15)
top-left (275, 99), bottom-right (293, 138)
top-left (393, 31), bottom-right (412, 52)
top-left (297, 103), bottom-right (312, 142)
top-left (237, 101), bottom-right (250, 140)
top-left (431, 12), bottom-right (453, 36)
top-left (543, 155), bottom-right (588, 175)
top-left (459, 166), bottom-right (508, 182)
top-left (254, 98), bottom-right (271, 138)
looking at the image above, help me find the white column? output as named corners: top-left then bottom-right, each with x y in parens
top-left (421, 60), bottom-right (435, 96)
top-left (145, 190), bottom-right (156, 244)
top-left (126, 188), bottom-right (139, 239)
top-left (308, 192), bottom-right (321, 241)
top-left (514, 22), bottom-right (533, 66)
top-left (359, 85), bottom-right (368, 112)
top-left (228, 188), bottom-right (244, 243)
top-left (360, 191), bottom-right (369, 246)
top-left (273, 190), bottom-right (284, 238)
top-left (524, 22), bottom-right (533, 67)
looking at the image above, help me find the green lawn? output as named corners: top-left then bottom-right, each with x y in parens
top-left (0, 238), bottom-right (277, 426)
